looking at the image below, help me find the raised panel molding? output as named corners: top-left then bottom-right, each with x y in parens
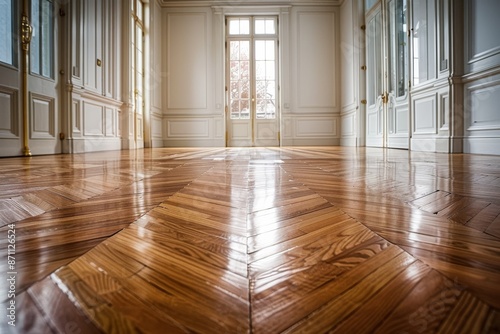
top-left (166, 12), bottom-right (208, 110)
top-left (439, 93), bottom-right (449, 130)
top-left (137, 116), bottom-right (143, 139)
top-left (295, 117), bottom-right (338, 137)
top-left (413, 94), bottom-right (437, 134)
top-left (83, 101), bottom-right (104, 136)
top-left (105, 107), bottom-right (115, 137)
top-left (152, 115), bottom-right (163, 138)
top-left (466, 80), bottom-right (500, 131)
top-left (231, 122), bottom-right (250, 139)
top-left (255, 122), bottom-right (276, 140)
top-left (83, 0), bottom-right (103, 93)
top-left (466, 0), bottom-right (500, 66)
top-left (0, 87), bottom-right (19, 138)
top-left (72, 98), bottom-right (82, 135)
top-left (215, 118), bottom-right (224, 138)
top-left (297, 10), bottom-right (336, 109)
top-left (395, 106), bottom-right (409, 133)
top-left (30, 93), bottom-right (55, 139)
top-left (166, 118), bottom-right (210, 138)
top-left (341, 113), bottom-right (355, 137)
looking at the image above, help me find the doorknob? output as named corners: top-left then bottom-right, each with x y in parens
top-left (381, 92), bottom-right (388, 104)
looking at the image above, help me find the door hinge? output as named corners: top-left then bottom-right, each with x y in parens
top-left (59, 8), bottom-right (66, 17)
top-left (277, 131), bottom-right (281, 142)
top-left (408, 80), bottom-right (411, 88)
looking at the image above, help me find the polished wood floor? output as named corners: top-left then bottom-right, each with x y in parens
top-left (1, 147), bottom-right (500, 333)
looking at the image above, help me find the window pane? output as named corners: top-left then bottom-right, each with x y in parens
top-left (265, 20), bottom-right (275, 34)
top-left (137, 0), bottom-right (143, 20)
top-left (229, 20), bottom-right (239, 35)
top-left (229, 40), bottom-right (251, 120)
top-left (255, 20), bottom-right (265, 34)
top-left (41, 0), bottom-right (52, 77)
top-left (365, 0), bottom-right (378, 12)
top-left (228, 18), bottom-right (250, 35)
top-left (31, 0), bottom-right (40, 75)
top-left (413, 0), bottom-right (428, 85)
top-left (254, 18), bottom-right (275, 35)
top-left (0, 0), bottom-right (15, 66)
top-left (31, 0), bottom-right (53, 78)
top-left (396, 0), bottom-right (407, 97)
top-left (240, 19), bottom-right (249, 34)
top-left (255, 39), bottom-right (276, 119)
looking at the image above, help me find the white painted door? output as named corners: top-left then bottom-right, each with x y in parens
top-left (0, 0), bottom-right (24, 156)
top-left (365, 0), bottom-right (409, 148)
top-left (0, 0), bottom-right (61, 157)
top-left (226, 17), bottom-right (279, 147)
top-left (29, 0), bottom-right (61, 155)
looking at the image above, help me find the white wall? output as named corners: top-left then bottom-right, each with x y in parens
top-left (160, 2), bottom-right (338, 147)
top-left (161, 7), bottom-right (223, 147)
top-left (283, 6), bottom-right (340, 146)
top-left (339, 0), bottom-right (363, 147)
top-left (462, 0), bottom-right (500, 155)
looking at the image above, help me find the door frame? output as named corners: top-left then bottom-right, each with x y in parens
top-left (224, 15), bottom-right (281, 147)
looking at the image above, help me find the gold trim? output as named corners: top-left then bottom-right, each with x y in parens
top-left (21, 12), bottom-right (32, 156)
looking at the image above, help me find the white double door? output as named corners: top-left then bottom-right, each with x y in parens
top-left (0, 0), bottom-right (61, 157)
top-left (365, 0), bottom-right (410, 149)
top-left (226, 16), bottom-right (279, 147)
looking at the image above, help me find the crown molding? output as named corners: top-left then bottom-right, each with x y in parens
top-left (159, 0), bottom-right (342, 8)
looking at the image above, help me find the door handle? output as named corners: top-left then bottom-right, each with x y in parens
top-left (381, 92), bottom-right (388, 104)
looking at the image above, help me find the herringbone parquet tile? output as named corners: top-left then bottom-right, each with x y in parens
top-left (1, 147), bottom-right (500, 333)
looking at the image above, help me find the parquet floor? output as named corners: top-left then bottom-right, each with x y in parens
top-left (1, 147), bottom-right (500, 333)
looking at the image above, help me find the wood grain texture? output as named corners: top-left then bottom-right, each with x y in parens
top-left (1, 147), bottom-right (500, 333)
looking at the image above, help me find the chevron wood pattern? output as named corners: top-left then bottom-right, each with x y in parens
top-left (1, 147), bottom-right (500, 333)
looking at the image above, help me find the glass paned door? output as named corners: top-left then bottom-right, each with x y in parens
top-left (365, 0), bottom-right (409, 149)
top-left (226, 16), bottom-right (279, 147)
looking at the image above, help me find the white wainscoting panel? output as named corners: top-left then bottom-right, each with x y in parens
top-left (341, 112), bottom-right (355, 137)
top-left (439, 93), bottom-right (449, 130)
top-left (72, 98), bottom-right (82, 136)
top-left (83, 102), bottom-right (104, 136)
top-left (152, 114), bottom-right (163, 138)
top-left (465, 0), bottom-right (500, 72)
top-left (367, 112), bottom-right (378, 136)
top-left (105, 107), bottom-right (115, 137)
top-left (295, 117), bottom-right (337, 137)
top-left (167, 119), bottom-right (209, 138)
top-left (282, 115), bottom-right (339, 145)
top-left (413, 94), bottom-right (437, 134)
top-left (215, 118), bottom-right (224, 139)
top-left (0, 87), bottom-right (18, 138)
top-left (395, 106), bottom-right (409, 133)
top-left (31, 94), bottom-right (55, 139)
top-left (467, 82), bottom-right (500, 131)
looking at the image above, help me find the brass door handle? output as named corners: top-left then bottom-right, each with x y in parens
top-left (381, 92), bottom-right (388, 104)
